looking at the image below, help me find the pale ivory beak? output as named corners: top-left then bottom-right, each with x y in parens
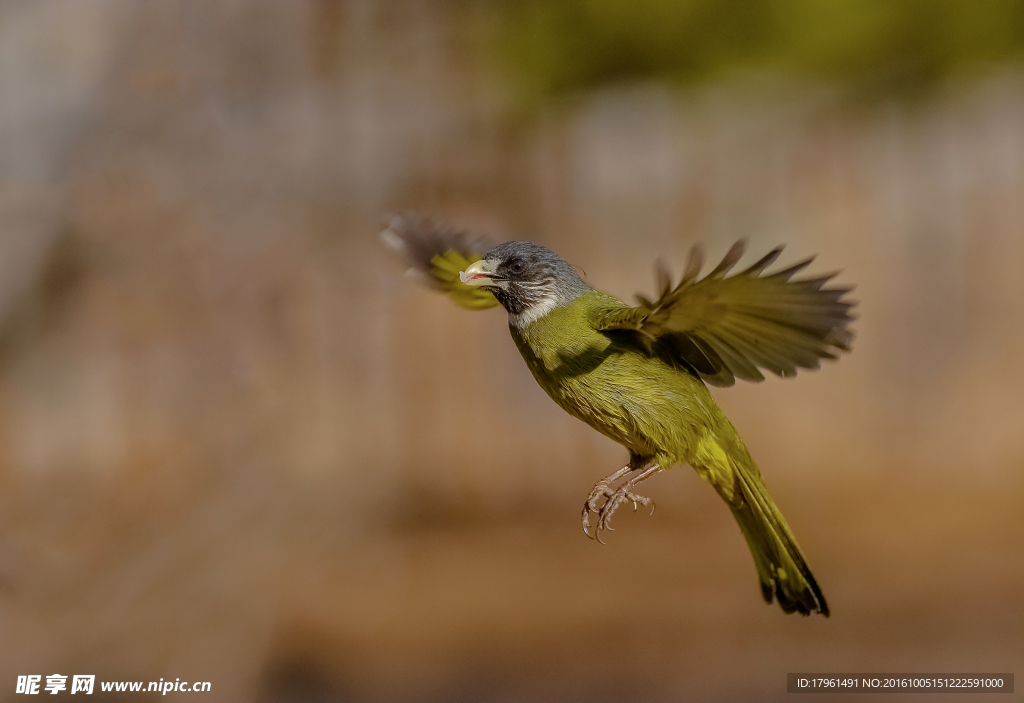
top-left (460, 259), bottom-right (498, 287)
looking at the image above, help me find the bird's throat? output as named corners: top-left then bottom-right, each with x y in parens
top-left (506, 293), bottom-right (561, 327)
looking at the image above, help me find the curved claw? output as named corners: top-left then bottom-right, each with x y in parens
top-left (583, 500), bottom-right (600, 539)
top-left (581, 463), bottom-right (660, 544)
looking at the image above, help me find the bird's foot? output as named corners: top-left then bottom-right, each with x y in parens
top-left (582, 463), bottom-right (661, 543)
top-left (582, 466), bottom-right (631, 541)
top-left (594, 485), bottom-right (654, 541)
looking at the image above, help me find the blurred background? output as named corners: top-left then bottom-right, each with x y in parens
top-left (0, 1), bottom-right (1022, 700)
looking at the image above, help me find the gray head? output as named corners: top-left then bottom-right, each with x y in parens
top-left (459, 241), bottom-right (590, 326)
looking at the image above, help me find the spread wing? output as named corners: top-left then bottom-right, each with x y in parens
top-left (380, 214), bottom-right (500, 310)
top-left (594, 241), bottom-right (856, 387)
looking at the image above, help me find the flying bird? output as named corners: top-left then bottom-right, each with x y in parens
top-left (382, 214), bottom-right (855, 616)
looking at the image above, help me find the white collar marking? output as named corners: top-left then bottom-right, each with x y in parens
top-left (508, 292), bottom-right (560, 328)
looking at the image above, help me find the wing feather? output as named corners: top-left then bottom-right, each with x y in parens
top-left (380, 214), bottom-right (500, 311)
top-left (594, 241), bottom-right (856, 387)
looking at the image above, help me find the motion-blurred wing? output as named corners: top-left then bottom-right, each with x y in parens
top-left (381, 214), bottom-right (500, 310)
top-left (594, 241), bottom-right (856, 387)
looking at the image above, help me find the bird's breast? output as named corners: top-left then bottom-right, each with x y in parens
top-left (510, 314), bottom-right (712, 459)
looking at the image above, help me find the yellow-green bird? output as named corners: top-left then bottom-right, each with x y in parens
top-left (382, 214), bottom-right (855, 617)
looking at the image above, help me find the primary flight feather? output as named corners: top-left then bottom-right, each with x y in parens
top-left (382, 214), bottom-right (856, 617)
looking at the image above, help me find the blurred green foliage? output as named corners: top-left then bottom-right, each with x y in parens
top-left (488, 0), bottom-right (1024, 99)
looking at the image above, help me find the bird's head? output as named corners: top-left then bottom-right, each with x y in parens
top-left (459, 241), bottom-right (589, 326)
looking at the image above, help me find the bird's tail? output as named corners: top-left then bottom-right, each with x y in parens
top-left (724, 458), bottom-right (829, 617)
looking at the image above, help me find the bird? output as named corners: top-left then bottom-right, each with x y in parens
top-left (381, 214), bottom-right (855, 616)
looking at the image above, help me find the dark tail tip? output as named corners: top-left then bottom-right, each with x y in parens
top-left (766, 571), bottom-right (830, 617)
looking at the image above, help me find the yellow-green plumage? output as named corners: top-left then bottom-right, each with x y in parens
top-left (512, 290), bottom-right (827, 615)
top-left (429, 251), bottom-right (499, 310)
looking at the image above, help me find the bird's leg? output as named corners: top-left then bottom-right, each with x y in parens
top-left (582, 465), bottom-right (632, 539)
top-left (593, 463), bottom-right (662, 543)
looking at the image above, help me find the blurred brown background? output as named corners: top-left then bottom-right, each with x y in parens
top-left (0, 1), bottom-right (1021, 701)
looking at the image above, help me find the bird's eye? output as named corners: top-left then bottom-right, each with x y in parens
top-left (510, 259), bottom-right (526, 274)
